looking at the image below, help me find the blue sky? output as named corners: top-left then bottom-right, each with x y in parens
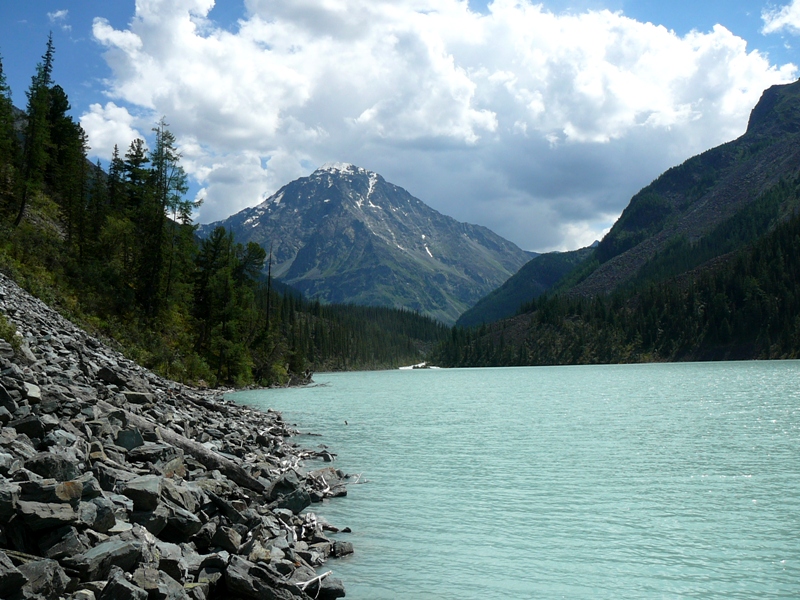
top-left (1, 1), bottom-right (798, 251)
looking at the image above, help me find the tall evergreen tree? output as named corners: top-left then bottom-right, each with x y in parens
top-left (0, 53), bottom-right (18, 220)
top-left (15, 33), bottom-right (55, 226)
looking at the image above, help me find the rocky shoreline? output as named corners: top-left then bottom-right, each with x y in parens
top-left (0, 272), bottom-right (353, 600)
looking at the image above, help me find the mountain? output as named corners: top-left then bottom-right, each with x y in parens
top-left (570, 79), bottom-right (800, 297)
top-left (435, 78), bottom-right (800, 365)
top-left (198, 163), bottom-right (532, 324)
top-left (456, 245), bottom-right (595, 328)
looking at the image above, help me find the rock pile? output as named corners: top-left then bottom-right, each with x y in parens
top-left (0, 273), bottom-right (353, 600)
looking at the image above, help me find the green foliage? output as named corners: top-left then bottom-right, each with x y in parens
top-left (0, 311), bottom-right (20, 353)
top-left (458, 246), bottom-right (594, 328)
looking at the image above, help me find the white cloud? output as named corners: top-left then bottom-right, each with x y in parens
top-left (763, 0), bottom-right (800, 34)
top-left (47, 9), bottom-right (71, 32)
top-left (83, 0), bottom-right (797, 250)
top-left (80, 102), bottom-right (145, 159)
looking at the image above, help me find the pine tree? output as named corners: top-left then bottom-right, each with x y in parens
top-left (15, 33), bottom-right (55, 227)
top-left (0, 53), bottom-right (18, 220)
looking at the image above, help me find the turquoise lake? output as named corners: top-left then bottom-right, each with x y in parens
top-left (232, 362), bottom-right (800, 599)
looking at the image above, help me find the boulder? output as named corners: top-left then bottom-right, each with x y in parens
top-left (17, 558), bottom-right (71, 600)
top-left (123, 391), bottom-right (154, 405)
top-left (92, 462), bottom-right (136, 491)
top-left (97, 567), bottom-right (148, 600)
top-left (224, 555), bottom-right (307, 600)
top-left (119, 475), bottom-right (163, 511)
top-left (9, 415), bottom-right (46, 439)
top-left (17, 500), bottom-right (79, 530)
top-left (161, 502), bottom-right (203, 542)
top-left (0, 550), bottom-right (27, 598)
top-left (64, 538), bottom-right (143, 581)
top-left (115, 428), bottom-right (145, 451)
top-left (211, 526), bottom-right (241, 554)
top-left (23, 382), bottom-right (41, 403)
top-left (316, 576), bottom-right (346, 600)
top-left (332, 540), bottom-right (354, 558)
top-left (78, 496), bottom-right (117, 533)
top-left (97, 366), bottom-right (128, 388)
top-left (128, 443), bottom-right (180, 464)
top-left (24, 452), bottom-right (79, 482)
top-left (39, 525), bottom-right (89, 560)
top-left (130, 503), bottom-right (170, 536)
top-left (131, 566), bottom-right (190, 600)
top-left (0, 480), bottom-right (20, 520)
top-left (154, 541), bottom-right (187, 583)
top-left (269, 488), bottom-right (311, 515)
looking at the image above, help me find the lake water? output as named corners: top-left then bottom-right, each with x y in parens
top-left (232, 362), bottom-right (800, 599)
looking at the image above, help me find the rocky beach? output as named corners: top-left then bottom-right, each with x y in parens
top-left (0, 272), bottom-right (353, 600)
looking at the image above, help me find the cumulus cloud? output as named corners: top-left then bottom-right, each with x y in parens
top-left (80, 102), bottom-right (146, 159)
top-left (762, 0), bottom-right (800, 34)
top-left (83, 0), bottom-right (797, 250)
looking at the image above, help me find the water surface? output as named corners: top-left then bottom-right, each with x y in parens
top-left (233, 362), bottom-right (800, 599)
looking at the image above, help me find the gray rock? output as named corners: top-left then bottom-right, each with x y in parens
top-left (116, 427), bottom-right (145, 451)
top-left (120, 474), bottom-right (163, 511)
top-left (23, 382), bottom-right (41, 403)
top-left (24, 452), bottom-right (80, 481)
top-left (17, 500), bottom-right (79, 530)
top-left (132, 566), bottom-right (190, 600)
top-left (210, 526), bottom-right (241, 554)
top-left (9, 414), bottom-right (46, 439)
top-left (162, 502), bottom-right (203, 542)
top-left (0, 550), bottom-right (27, 598)
top-left (17, 558), bottom-right (71, 599)
top-left (0, 383), bottom-right (17, 412)
top-left (332, 540), bottom-right (354, 558)
top-left (65, 538), bottom-right (143, 581)
top-left (154, 541), bottom-right (187, 584)
top-left (123, 391), bottom-right (154, 405)
top-left (78, 496), bottom-right (117, 533)
top-left (127, 443), bottom-right (180, 464)
top-left (225, 555), bottom-right (306, 600)
top-left (269, 488), bottom-right (311, 515)
top-left (316, 576), bottom-right (346, 600)
top-left (39, 525), bottom-right (89, 560)
top-left (266, 471), bottom-right (303, 501)
top-left (130, 503), bottom-right (170, 536)
top-left (97, 567), bottom-right (148, 600)
top-left (97, 366), bottom-right (128, 388)
top-left (0, 480), bottom-right (20, 520)
top-left (92, 462), bottom-right (136, 491)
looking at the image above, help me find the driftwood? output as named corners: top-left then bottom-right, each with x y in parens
top-left (297, 570), bottom-right (332, 591)
top-left (96, 400), bottom-right (266, 493)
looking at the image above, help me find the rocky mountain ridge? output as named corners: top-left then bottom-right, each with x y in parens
top-left (571, 79), bottom-right (800, 297)
top-left (199, 163), bottom-right (533, 324)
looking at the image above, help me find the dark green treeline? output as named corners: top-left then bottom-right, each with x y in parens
top-left (434, 174), bottom-right (800, 367)
top-left (0, 39), bottom-right (447, 386)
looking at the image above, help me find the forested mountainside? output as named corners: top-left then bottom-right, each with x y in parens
top-left (437, 79), bottom-right (800, 367)
top-left (199, 163), bottom-right (532, 325)
top-left (456, 245), bottom-right (595, 328)
top-left (0, 37), bottom-right (448, 387)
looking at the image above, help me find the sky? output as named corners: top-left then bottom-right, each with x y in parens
top-left (1, 1), bottom-right (798, 252)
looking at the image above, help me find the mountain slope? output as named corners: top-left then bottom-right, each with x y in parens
top-left (456, 246), bottom-right (593, 328)
top-left (433, 78), bottom-right (800, 366)
top-left (199, 164), bottom-right (532, 324)
top-left (570, 79), bottom-right (800, 297)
